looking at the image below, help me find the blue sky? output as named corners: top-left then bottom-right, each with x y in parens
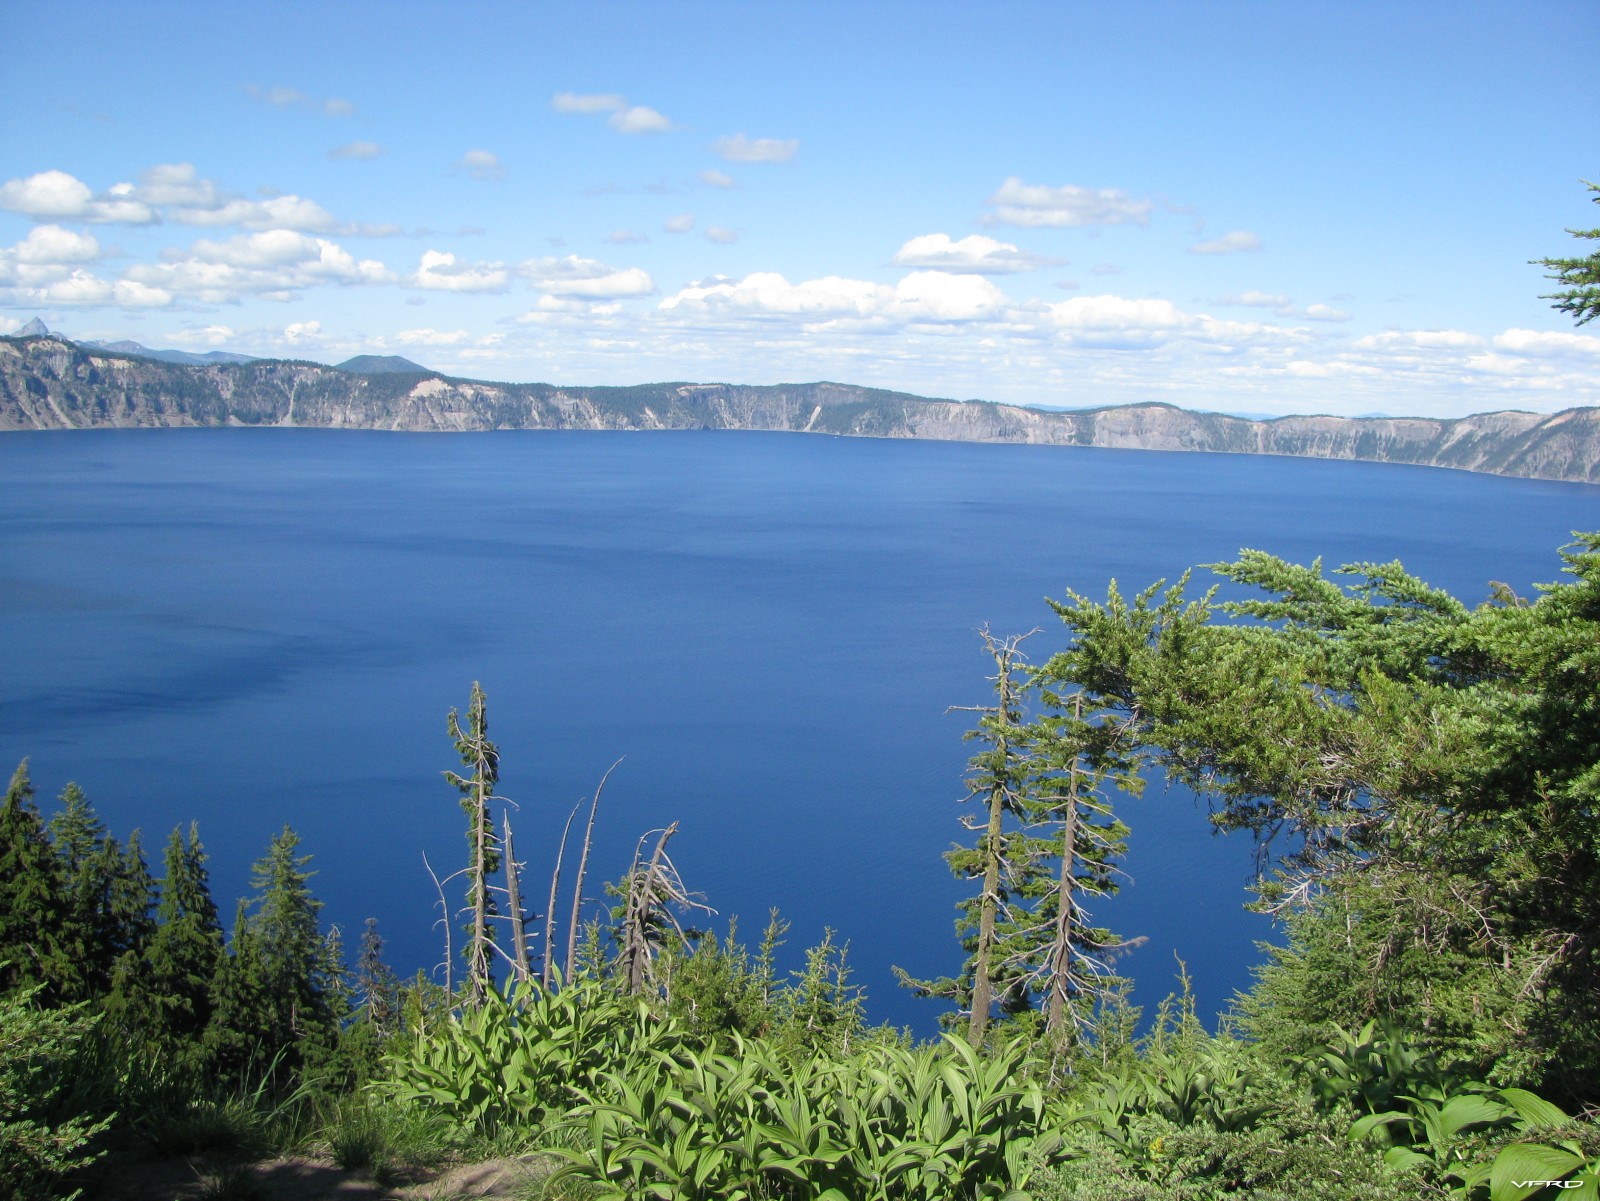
top-left (2, 0), bottom-right (1596, 417)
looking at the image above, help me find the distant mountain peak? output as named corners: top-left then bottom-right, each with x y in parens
top-left (335, 354), bottom-right (432, 375)
top-left (16, 318), bottom-right (49, 338)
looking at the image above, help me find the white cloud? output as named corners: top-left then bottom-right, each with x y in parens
top-left (395, 327), bottom-right (472, 346)
top-left (706, 226), bottom-right (739, 244)
top-left (121, 231), bottom-right (392, 303)
top-left (664, 213), bottom-right (696, 234)
top-left (284, 320), bottom-right (321, 342)
top-left (1048, 294), bottom-right (1187, 332)
top-left (1354, 329), bottom-right (1485, 351)
top-left (409, 249), bottom-right (510, 293)
top-left (552, 92), bottom-right (626, 114)
top-left (658, 269), bottom-right (1005, 324)
top-left (523, 255), bottom-right (654, 297)
top-left (456, 150), bottom-right (505, 181)
top-left (712, 134), bottom-right (799, 164)
top-left (1189, 231), bottom-right (1262, 254)
top-left (133, 162), bottom-right (221, 207)
top-left (554, 92), bottom-right (674, 134)
top-left (606, 229), bottom-right (649, 245)
top-left (892, 271), bottom-right (1008, 320)
top-left (699, 169), bottom-right (736, 189)
top-left (2, 224), bottom-right (101, 269)
top-left (983, 178), bottom-right (1152, 228)
top-left (0, 169), bottom-right (157, 224)
top-left (1492, 328), bottom-right (1600, 356)
top-left (1090, 263), bottom-right (1122, 276)
top-left (892, 233), bottom-right (1052, 274)
top-left (610, 105), bottom-right (673, 134)
top-left (169, 194), bottom-right (341, 232)
top-left (329, 141), bottom-right (384, 161)
top-left (1302, 303), bottom-right (1350, 322)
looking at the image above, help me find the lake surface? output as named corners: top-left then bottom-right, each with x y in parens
top-left (3, 428), bottom-right (1595, 1035)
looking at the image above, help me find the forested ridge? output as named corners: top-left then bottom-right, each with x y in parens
top-left (4, 332), bottom-right (1600, 484)
top-left (5, 532), bottom-right (1599, 1201)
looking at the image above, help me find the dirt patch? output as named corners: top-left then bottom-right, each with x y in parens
top-left (78, 1153), bottom-right (555, 1200)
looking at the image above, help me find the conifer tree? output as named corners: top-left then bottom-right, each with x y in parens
top-left (354, 918), bottom-right (401, 1035)
top-left (897, 633), bottom-right (1056, 1041)
top-left (142, 824), bottom-right (223, 1041)
top-left (445, 682), bottom-right (501, 1005)
top-left (0, 761), bottom-right (69, 996)
top-left (207, 827), bottom-right (339, 1077)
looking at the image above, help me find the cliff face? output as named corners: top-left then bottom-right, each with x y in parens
top-left (2, 334), bottom-right (1596, 484)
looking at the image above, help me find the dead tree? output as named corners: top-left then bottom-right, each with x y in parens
top-left (615, 823), bottom-right (713, 996)
top-left (565, 759), bottom-right (621, 982)
top-left (444, 681), bottom-right (503, 1007)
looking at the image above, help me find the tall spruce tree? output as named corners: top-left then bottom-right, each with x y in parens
top-left (0, 761), bottom-right (69, 996)
top-left (208, 827), bottom-right (340, 1077)
top-left (141, 824), bottom-right (224, 1042)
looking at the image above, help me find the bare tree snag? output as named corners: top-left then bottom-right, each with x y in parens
top-left (502, 812), bottom-right (531, 984)
top-left (565, 758), bottom-right (621, 982)
top-left (543, 801), bottom-right (580, 989)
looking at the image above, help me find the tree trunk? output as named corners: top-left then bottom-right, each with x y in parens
top-left (1046, 754), bottom-right (1081, 1037)
top-left (503, 813), bottom-right (531, 984)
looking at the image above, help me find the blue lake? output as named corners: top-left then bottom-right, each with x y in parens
top-left (2, 428), bottom-right (1595, 1035)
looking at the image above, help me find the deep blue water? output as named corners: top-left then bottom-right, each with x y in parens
top-left (2, 428), bottom-right (1595, 1035)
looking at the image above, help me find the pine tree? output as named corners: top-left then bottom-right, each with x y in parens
top-left (0, 761), bottom-right (70, 996)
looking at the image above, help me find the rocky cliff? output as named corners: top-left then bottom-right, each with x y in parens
top-left (3, 333), bottom-right (1596, 483)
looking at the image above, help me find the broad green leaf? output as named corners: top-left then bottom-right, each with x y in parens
top-left (1489, 1142), bottom-right (1589, 1201)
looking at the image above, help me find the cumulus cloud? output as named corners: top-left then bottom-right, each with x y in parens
top-left (610, 106), bottom-right (672, 134)
top-left (523, 255), bottom-right (654, 297)
top-left (1492, 328), bottom-right (1600, 356)
top-left (1189, 231), bottom-right (1262, 254)
top-left (554, 92), bottom-right (674, 134)
top-left (892, 233), bottom-right (1053, 275)
top-left (0, 169), bottom-right (157, 224)
top-left (122, 231), bottom-right (393, 303)
top-left (664, 213), bottom-right (696, 234)
top-left (706, 226), bottom-right (739, 244)
top-left (455, 150), bottom-right (505, 181)
top-left (329, 141), bottom-right (384, 160)
top-left (1, 224), bottom-right (101, 271)
top-left (712, 134), bottom-right (799, 164)
top-left (605, 229), bottom-right (649, 245)
top-left (699, 169), bottom-right (736, 189)
top-left (408, 249), bottom-right (510, 292)
top-left (983, 178), bottom-right (1152, 228)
